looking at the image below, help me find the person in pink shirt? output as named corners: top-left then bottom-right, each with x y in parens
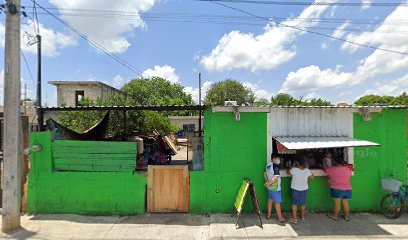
top-left (325, 156), bottom-right (353, 221)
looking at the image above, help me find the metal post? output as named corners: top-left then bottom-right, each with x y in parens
top-left (36, 35), bottom-right (43, 131)
top-left (2, 0), bottom-right (22, 233)
top-left (198, 73), bottom-right (202, 137)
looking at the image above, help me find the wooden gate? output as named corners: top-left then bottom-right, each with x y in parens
top-left (147, 165), bottom-right (190, 212)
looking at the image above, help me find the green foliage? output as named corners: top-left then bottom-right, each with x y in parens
top-left (271, 93), bottom-right (300, 106)
top-left (253, 98), bottom-right (270, 106)
top-left (58, 77), bottom-right (193, 137)
top-left (204, 79), bottom-right (255, 106)
top-left (354, 92), bottom-right (408, 105)
top-left (270, 93), bottom-right (332, 106)
top-left (58, 98), bottom-right (105, 133)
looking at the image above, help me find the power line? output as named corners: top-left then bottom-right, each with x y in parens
top-left (21, 8), bottom-right (408, 28)
top-left (30, 0), bottom-right (149, 79)
top-left (32, 0), bottom-right (40, 34)
top-left (208, 0), bottom-right (408, 56)
top-left (200, 0), bottom-right (408, 7)
top-left (28, 14), bottom-right (408, 35)
top-left (20, 50), bottom-right (35, 85)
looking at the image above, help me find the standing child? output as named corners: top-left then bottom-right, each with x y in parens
top-left (287, 158), bottom-right (315, 223)
top-left (264, 155), bottom-right (286, 222)
top-left (322, 152), bottom-right (333, 169)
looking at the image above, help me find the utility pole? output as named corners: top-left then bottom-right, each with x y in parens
top-left (36, 34), bottom-right (43, 131)
top-left (24, 83), bottom-right (27, 116)
top-left (2, 0), bottom-right (22, 233)
top-left (198, 73), bottom-right (202, 137)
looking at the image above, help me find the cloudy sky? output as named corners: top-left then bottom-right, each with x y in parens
top-left (1, 0), bottom-right (408, 106)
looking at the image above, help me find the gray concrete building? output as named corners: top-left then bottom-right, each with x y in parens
top-left (168, 116), bottom-right (203, 133)
top-left (49, 81), bottom-right (127, 107)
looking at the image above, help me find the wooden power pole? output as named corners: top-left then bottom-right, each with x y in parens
top-left (2, 0), bottom-right (22, 233)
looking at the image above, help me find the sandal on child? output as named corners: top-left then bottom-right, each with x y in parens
top-left (342, 215), bottom-right (350, 221)
top-left (290, 218), bottom-right (298, 224)
top-left (327, 213), bottom-right (338, 221)
top-left (266, 215), bottom-right (272, 220)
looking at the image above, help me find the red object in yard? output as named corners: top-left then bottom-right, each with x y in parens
top-left (136, 161), bottom-right (144, 169)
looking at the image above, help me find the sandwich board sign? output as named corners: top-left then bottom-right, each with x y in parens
top-left (231, 178), bottom-right (263, 229)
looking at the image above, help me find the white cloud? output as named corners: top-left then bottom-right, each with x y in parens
top-left (50, 0), bottom-right (156, 53)
top-left (281, 65), bottom-right (353, 92)
top-left (321, 42), bottom-right (329, 50)
top-left (361, 0), bottom-right (372, 9)
top-left (243, 82), bottom-right (274, 100)
top-left (100, 75), bottom-right (127, 89)
top-left (281, 3), bottom-right (408, 93)
top-left (303, 92), bottom-right (321, 100)
top-left (201, 0), bottom-right (333, 72)
top-left (332, 21), bottom-right (351, 39)
top-left (142, 65), bottom-right (180, 84)
top-left (111, 75), bottom-right (126, 89)
top-left (0, 21), bottom-right (77, 57)
top-left (184, 81), bottom-right (213, 104)
top-left (364, 74), bottom-right (408, 96)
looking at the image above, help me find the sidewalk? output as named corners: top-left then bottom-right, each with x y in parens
top-left (1, 212), bottom-right (408, 239)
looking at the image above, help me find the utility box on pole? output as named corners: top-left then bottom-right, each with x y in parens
top-left (2, 0), bottom-right (22, 233)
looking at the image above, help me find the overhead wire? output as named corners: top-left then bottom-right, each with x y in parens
top-left (199, 0), bottom-right (408, 7)
top-left (207, 0), bottom-right (408, 56)
top-left (32, 0), bottom-right (39, 34)
top-left (20, 7), bottom-right (408, 28)
top-left (20, 50), bottom-right (36, 86)
top-left (29, 0), bottom-right (150, 79)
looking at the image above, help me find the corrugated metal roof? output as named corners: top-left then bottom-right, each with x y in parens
top-left (269, 108), bottom-right (353, 137)
top-left (31, 105), bottom-right (206, 111)
top-left (274, 136), bottom-right (380, 150)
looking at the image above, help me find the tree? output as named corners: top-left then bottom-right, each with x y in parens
top-left (57, 77), bottom-right (193, 137)
top-left (354, 92), bottom-right (408, 105)
top-left (271, 93), bottom-right (300, 106)
top-left (204, 79), bottom-right (255, 106)
top-left (303, 98), bottom-right (332, 106)
top-left (253, 98), bottom-right (270, 106)
top-left (122, 77), bottom-right (193, 106)
top-left (354, 94), bottom-right (387, 106)
top-left (270, 93), bottom-right (332, 106)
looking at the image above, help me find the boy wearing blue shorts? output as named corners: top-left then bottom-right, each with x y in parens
top-left (287, 158), bottom-right (315, 223)
top-left (264, 155), bottom-right (286, 222)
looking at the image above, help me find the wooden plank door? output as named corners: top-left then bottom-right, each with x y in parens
top-left (147, 165), bottom-right (190, 212)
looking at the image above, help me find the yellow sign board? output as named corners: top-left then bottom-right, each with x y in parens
top-left (234, 180), bottom-right (250, 213)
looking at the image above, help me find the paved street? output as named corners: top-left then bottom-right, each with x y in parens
top-left (1, 212), bottom-right (408, 239)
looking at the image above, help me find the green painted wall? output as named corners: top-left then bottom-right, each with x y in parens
top-left (352, 109), bottom-right (407, 210)
top-left (190, 109), bottom-right (269, 214)
top-left (190, 109), bottom-right (407, 214)
top-left (28, 132), bottom-right (147, 215)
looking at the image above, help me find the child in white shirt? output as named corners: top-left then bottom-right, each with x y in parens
top-left (287, 158), bottom-right (315, 223)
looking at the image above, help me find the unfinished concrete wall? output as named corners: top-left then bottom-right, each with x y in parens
top-left (56, 84), bottom-right (103, 106)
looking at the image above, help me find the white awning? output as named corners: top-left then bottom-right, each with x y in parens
top-left (274, 136), bottom-right (380, 150)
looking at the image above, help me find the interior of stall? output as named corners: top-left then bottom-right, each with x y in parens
top-left (272, 138), bottom-right (351, 171)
